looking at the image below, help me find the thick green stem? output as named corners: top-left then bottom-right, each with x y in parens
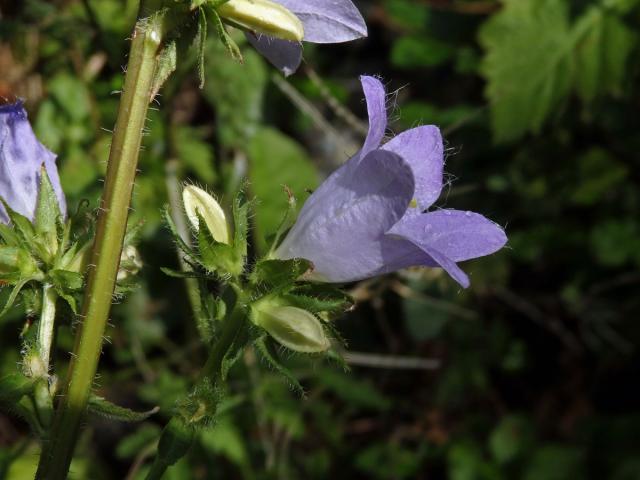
top-left (35, 16), bottom-right (164, 480)
top-left (36, 284), bottom-right (57, 372)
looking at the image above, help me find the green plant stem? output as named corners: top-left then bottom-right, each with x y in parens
top-left (35, 15), bottom-right (164, 480)
top-left (145, 305), bottom-right (248, 480)
top-left (36, 284), bottom-right (57, 371)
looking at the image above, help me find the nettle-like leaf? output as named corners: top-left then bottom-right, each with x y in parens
top-left (574, 7), bottom-right (637, 102)
top-left (479, 0), bottom-right (639, 143)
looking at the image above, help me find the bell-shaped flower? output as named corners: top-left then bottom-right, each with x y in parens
top-left (0, 101), bottom-right (66, 224)
top-left (274, 76), bottom-right (507, 288)
top-left (224, 0), bottom-right (367, 75)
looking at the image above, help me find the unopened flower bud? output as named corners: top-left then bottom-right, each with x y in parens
top-left (251, 301), bottom-right (330, 353)
top-left (182, 185), bottom-right (230, 244)
top-left (217, 0), bottom-right (304, 42)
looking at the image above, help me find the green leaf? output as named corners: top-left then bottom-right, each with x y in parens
top-left (575, 7), bottom-right (637, 102)
top-left (0, 277), bottom-right (33, 319)
top-left (391, 35), bottom-right (455, 69)
top-left (174, 127), bottom-right (216, 184)
top-left (247, 128), bottom-right (319, 252)
top-left (479, 0), bottom-right (574, 142)
top-left (232, 188), bottom-right (250, 262)
top-left (0, 373), bottom-right (34, 405)
top-left (88, 395), bottom-right (159, 422)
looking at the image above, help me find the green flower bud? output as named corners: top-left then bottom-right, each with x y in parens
top-left (182, 185), bottom-right (230, 244)
top-left (251, 301), bottom-right (330, 353)
top-left (217, 0), bottom-right (304, 42)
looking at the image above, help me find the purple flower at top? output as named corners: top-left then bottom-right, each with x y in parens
top-left (244, 0), bottom-right (367, 75)
top-left (274, 76), bottom-right (507, 288)
top-left (0, 101), bottom-right (66, 224)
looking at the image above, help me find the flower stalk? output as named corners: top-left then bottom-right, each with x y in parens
top-left (35, 13), bottom-right (165, 480)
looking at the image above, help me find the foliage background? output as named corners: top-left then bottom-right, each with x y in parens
top-left (1, 0), bottom-right (640, 478)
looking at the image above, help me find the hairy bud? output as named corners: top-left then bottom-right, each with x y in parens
top-left (217, 0), bottom-right (304, 42)
top-left (182, 185), bottom-right (230, 244)
top-left (251, 301), bottom-right (330, 353)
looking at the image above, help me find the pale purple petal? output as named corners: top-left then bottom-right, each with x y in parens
top-left (275, 150), bottom-right (415, 282)
top-left (359, 76), bottom-right (387, 160)
top-left (382, 126), bottom-right (444, 211)
top-left (0, 102), bottom-right (66, 223)
top-left (385, 209), bottom-right (507, 287)
top-left (273, 0), bottom-right (367, 43)
top-left (246, 33), bottom-right (302, 76)
top-left (389, 210), bottom-right (507, 262)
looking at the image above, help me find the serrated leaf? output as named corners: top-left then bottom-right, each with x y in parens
top-left (575, 7), bottom-right (637, 102)
top-left (479, 0), bottom-right (573, 142)
top-left (88, 395), bottom-right (159, 422)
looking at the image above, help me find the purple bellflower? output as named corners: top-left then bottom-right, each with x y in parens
top-left (274, 76), bottom-right (507, 288)
top-left (0, 102), bottom-right (66, 224)
top-left (244, 0), bottom-right (367, 75)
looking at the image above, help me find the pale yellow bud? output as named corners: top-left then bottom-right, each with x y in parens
top-left (182, 185), bottom-right (230, 244)
top-left (217, 0), bottom-right (304, 42)
top-left (252, 302), bottom-right (330, 353)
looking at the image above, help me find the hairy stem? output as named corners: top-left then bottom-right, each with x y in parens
top-left (36, 284), bottom-right (57, 372)
top-left (35, 14), bottom-right (164, 480)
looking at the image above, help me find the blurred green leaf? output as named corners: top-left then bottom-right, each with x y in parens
top-left (247, 127), bottom-right (319, 252)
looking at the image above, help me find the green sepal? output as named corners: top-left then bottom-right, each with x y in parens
top-left (163, 206), bottom-right (198, 260)
top-left (160, 266), bottom-right (212, 280)
top-left (231, 188), bottom-right (250, 263)
top-left (209, 7), bottom-right (243, 63)
top-left (88, 395), bottom-right (159, 423)
top-left (250, 258), bottom-right (312, 297)
top-left (0, 199), bottom-right (42, 256)
top-left (0, 277), bottom-right (34, 319)
top-left (151, 40), bottom-right (177, 99)
top-left (254, 336), bottom-right (305, 396)
top-left (196, 7), bottom-right (208, 88)
top-left (146, 417), bottom-right (196, 479)
top-left (196, 211), bottom-right (242, 276)
top-left (48, 269), bottom-right (83, 291)
top-left (34, 166), bottom-right (62, 251)
top-left (267, 184), bottom-right (297, 255)
top-left (285, 284), bottom-right (354, 318)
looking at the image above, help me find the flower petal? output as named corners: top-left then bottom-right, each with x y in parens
top-left (275, 149), bottom-right (415, 282)
top-left (274, 0), bottom-right (367, 43)
top-left (390, 209), bottom-right (507, 262)
top-left (0, 102), bottom-right (66, 223)
top-left (382, 125), bottom-right (444, 211)
top-left (246, 33), bottom-right (302, 76)
top-left (359, 76), bottom-right (387, 159)
top-left (386, 209), bottom-right (507, 287)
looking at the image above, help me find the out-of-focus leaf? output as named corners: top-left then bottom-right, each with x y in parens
top-left (479, 0), bottom-right (573, 143)
top-left (391, 35), bottom-right (455, 69)
top-left (247, 127), bottom-right (319, 252)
